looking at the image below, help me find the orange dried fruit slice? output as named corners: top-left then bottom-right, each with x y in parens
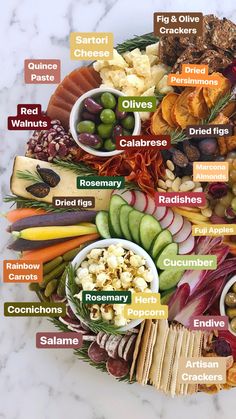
top-left (187, 88), bottom-right (209, 118)
top-left (150, 106), bottom-right (172, 135)
top-left (172, 88), bottom-right (199, 129)
top-left (161, 93), bottom-right (179, 128)
top-left (203, 73), bottom-right (231, 108)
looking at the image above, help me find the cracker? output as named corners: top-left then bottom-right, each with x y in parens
top-left (178, 329), bottom-right (191, 396)
top-left (130, 321), bottom-right (145, 381)
top-left (170, 327), bottom-right (184, 397)
top-left (183, 331), bottom-right (195, 395)
top-left (142, 321), bottom-right (158, 385)
top-left (136, 320), bottom-right (153, 384)
top-left (188, 331), bottom-right (203, 395)
top-left (159, 325), bottom-right (177, 394)
top-left (149, 319), bottom-right (169, 389)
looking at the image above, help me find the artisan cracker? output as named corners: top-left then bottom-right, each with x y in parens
top-left (170, 327), bottom-right (184, 397)
top-left (142, 321), bottom-right (158, 385)
top-left (136, 320), bottom-right (152, 384)
top-left (149, 319), bottom-right (169, 389)
top-left (130, 321), bottom-right (145, 381)
top-left (159, 325), bottom-right (177, 394)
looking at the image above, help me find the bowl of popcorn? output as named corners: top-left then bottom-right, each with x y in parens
top-left (66, 239), bottom-right (159, 331)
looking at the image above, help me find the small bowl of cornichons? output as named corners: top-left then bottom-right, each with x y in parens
top-left (69, 87), bottom-right (141, 157)
top-left (220, 275), bottom-right (236, 336)
top-left (66, 238), bottom-right (158, 332)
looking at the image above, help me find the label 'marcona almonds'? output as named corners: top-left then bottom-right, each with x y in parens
top-left (3, 260), bottom-right (43, 283)
top-left (193, 161), bottom-right (228, 182)
top-left (124, 292), bottom-right (168, 320)
top-left (70, 32), bottom-right (113, 60)
top-left (178, 357), bottom-right (226, 384)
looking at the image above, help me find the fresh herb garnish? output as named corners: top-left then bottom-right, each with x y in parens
top-left (170, 129), bottom-right (187, 145)
top-left (116, 33), bottom-right (158, 54)
top-left (67, 263), bottom-right (124, 335)
top-left (16, 169), bottom-right (42, 183)
top-left (53, 159), bottom-right (97, 176)
top-left (203, 92), bottom-right (232, 123)
top-left (3, 195), bottom-right (74, 212)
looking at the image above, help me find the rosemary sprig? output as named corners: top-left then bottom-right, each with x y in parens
top-left (3, 195), bottom-right (74, 212)
top-left (203, 92), bottom-right (232, 123)
top-left (49, 318), bottom-right (70, 332)
top-left (16, 169), bottom-right (42, 183)
top-left (170, 129), bottom-right (187, 145)
top-left (67, 264), bottom-right (124, 336)
top-left (53, 159), bottom-right (97, 176)
top-left (116, 33), bottom-right (158, 54)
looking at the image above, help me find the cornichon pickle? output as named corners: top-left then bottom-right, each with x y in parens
top-left (43, 256), bottom-right (63, 274)
top-left (226, 307), bottom-right (236, 319)
top-left (28, 283), bottom-right (40, 291)
top-left (57, 269), bottom-right (67, 298)
top-left (230, 317), bottom-right (236, 332)
top-left (35, 290), bottom-right (50, 302)
top-left (40, 262), bottom-right (67, 289)
top-left (44, 279), bottom-right (58, 298)
top-left (63, 247), bottom-right (81, 262)
top-left (225, 292), bottom-right (236, 307)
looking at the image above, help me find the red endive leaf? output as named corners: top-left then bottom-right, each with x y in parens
top-left (168, 284), bottom-right (190, 321)
top-left (174, 289), bottom-right (213, 327)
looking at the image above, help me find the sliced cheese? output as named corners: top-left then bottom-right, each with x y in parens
top-left (10, 156), bottom-right (112, 211)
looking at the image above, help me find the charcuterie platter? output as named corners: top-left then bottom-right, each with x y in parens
top-left (3, 13), bottom-right (236, 396)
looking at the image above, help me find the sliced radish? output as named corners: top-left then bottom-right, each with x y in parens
top-left (167, 213), bottom-right (184, 236)
top-left (173, 219), bottom-right (192, 243)
top-left (112, 189), bottom-right (135, 206)
top-left (145, 196), bottom-right (156, 215)
top-left (178, 234), bottom-right (195, 254)
top-left (160, 208), bottom-right (174, 229)
top-left (153, 206), bottom-right (167, 221)
top-left (133, 190), bottom-right (148, 212)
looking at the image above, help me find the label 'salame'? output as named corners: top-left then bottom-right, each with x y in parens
top-left (36, 332), bottom-right (83, 349)
top-left (116, 135), bottom-right (170, 150)
top-left (24, 59), bottom-right (61, 84)
top-left (155, 192), bottom-right (206, 207)
top-left (3, 260), bottom-right (43, 283)
top-left (153, 12), bottom-right (203, 37)
top-left (77, 176), bottom-right (124, 189)
top-left (8, 104), bottom-right (51, 130)
top-left (70, 32), bottom-right (113, 60)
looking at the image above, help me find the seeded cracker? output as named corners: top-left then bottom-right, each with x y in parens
top-left (170, 327), bottom-right (184, 397)
top-left (149, 319), bottom-right (169, 389)
top-left (159, 325), bottom-right (177, 394)
top-left (136, 320), bottom-right (153, 383)
top-left (130, 321), bottom-right (145, 382)
top-left (142, 321), bottom-right (158, 385)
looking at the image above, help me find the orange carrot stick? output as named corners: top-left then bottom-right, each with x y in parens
top-left (20, 234), bottom-right (100, 262)
top-left (4, 208), bottom-right (46, 223)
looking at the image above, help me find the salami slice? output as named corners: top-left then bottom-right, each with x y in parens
top-left (107, 335), bottom-right (122, 359)
top-left (123, 335), bottom-right (137, 361)
top-left (100, 333), bottom-right (110, 349)
top-left (105, 335), bottom-right (115, 352)
top-left (83, 335), bottom-right (96, 342)
top-left (88, 341), bottom-right (108, 363)
top-left (106, 357), bottom-right (130, 378)
top-left (118, 335), bottom-right (130, 358)
top-left (66, 305), bottom-right (77, 320)
top-left (97, 331), bottom-right (105, 346)
top-left (59, 315), bottom-right (81, 328)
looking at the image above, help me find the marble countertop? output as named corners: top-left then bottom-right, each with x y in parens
top-left (1, 0), bottom-right (236, 418)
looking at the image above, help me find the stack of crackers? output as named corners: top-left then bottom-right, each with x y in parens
top-left (130, 320), bottom-right (203, 397)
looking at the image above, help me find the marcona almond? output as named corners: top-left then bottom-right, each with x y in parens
top-left (181, 176), bottom-right (191, 182)
top-left (193, 187), bottom-right (203, 192)
top-left (157, 187), bottom-right (166, 193)
top-left (166, 179), bottom-right (173, 188)
top-left (166, 169), bottom-right (175, 180)
top-left (166, 160), bottom-right (175, 171)
top-left (179, 181), bottom-right (195, 192)
top-left (201, 208), bottom-right (213, 217)
top-left (158, 179), bottom-right (167, 189)
top-left (172, 177), bottom-right (181, 192)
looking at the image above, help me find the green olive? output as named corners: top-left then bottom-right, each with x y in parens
top-left (232, 282), bottom-right (236, 293)
top-left (77, 120), bottom-right (95, 134)
top-left (121, 115), bottom-right (135, 131)
top-left (225, 292), bottom-right (236, 307)
top-left (230, 317), bottom-right (236, 332)
top-left (100, 109), bottom-right (116, 124)
top-left (101, 92), bottom-right (116, 109)
top-left (226, 307), bottom-right (236, 319)
top-left (104, 139), bottom-right (116, 151)
top-left (122, 129), bottom-right (132, 136)
top-left (232, 198), bottom-right (236, 212)
top-left (97, 123), bottom-right (113, 139)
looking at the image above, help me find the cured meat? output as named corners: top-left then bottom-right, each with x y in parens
top-left (106, 357), bottom-right (129, 378)
top-left (107, 335), bottom-right (122, 359)
top-left (47, 67), bottom-right (101, 129)
top-left (117, 335), bottom-right (130, 358)
top-left (88, 341), bottom-right (108, 363)
top-left (123, 335), bottom-right (137, 361)
top-left (97, 331), bottom-right (105, 346)
top-left (100, 333), bottom-right (110, 349)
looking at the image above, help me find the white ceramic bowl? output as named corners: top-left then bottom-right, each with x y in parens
top-left (66, 238), bottom-right (159, 332)
top-left (220, 275), bottom-right (236, 337)
top-left (69, 87), bottom-right (141, 157)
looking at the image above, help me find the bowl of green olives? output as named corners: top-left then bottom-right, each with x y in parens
top-left (220, 276), bottom-right (236, 336)
top-left (69, 87), bottom-right (141, 156)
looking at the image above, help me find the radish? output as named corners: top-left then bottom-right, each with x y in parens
top-left (133, 190), bottom-right (148, 212)
top-left (145, 196), bottom-right (156, 215)
top-left (178, 234), bottom-right (195, 254)
top-left (160, 208), bottom-right (174, 229)
top-left (167, 213), bottom-right (184, 236)
top-left (153, 206), bottom-right (167, 221)
top-left (112, 189), bottom-right (135, 206)
top-left (173, 219), bottom-right (192, 243)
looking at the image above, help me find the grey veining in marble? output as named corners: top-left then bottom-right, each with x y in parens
top-left (1, 1), bottom-right (236, 418)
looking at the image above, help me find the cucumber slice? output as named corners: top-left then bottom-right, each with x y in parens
top-left (159, 270), bottom-right (184, 291)
top-left (139, 214), bottom-right (161, 251)
top-left (96, 211), bottom-right (111, 239)
top-left (128, 209), bottom-right (144, 244)
top-left (119, 205), bottom-right (133, 241)
top-left (160, 287), bottom-right (176, 304)
top-left (155, 242), bottom-right (178, 270)
top-left (151, 229), bottom-right (173, 259)
top-left (109, 195), bottom-right (127, 237)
